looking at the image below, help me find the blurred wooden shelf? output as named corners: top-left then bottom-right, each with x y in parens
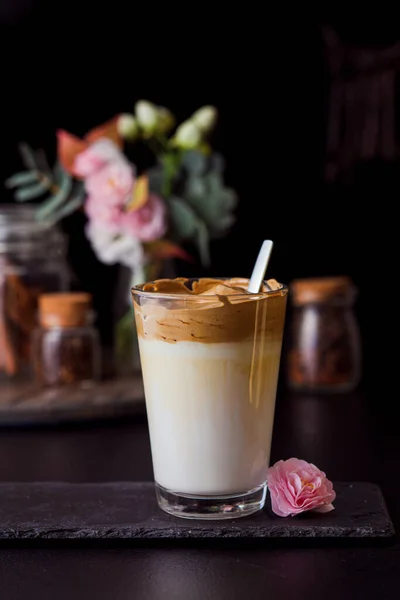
top-left (0, 376), bottom-right (145, 426)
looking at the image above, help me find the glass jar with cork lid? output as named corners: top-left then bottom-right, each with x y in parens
top-left (32, 292), bottom-right (101, 387)
top-left (286, 276), bottom-right (362, 393)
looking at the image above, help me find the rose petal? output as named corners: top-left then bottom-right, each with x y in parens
top-left (284, 458), bottom-right (311, 472)
top-left (289, 472), bottom-right (303, 496)
top-left (297, 496), bottom-right (321, 510)
top-left (267, 460), bottom-right (285, 480)
top-left (313, 503), bottom-right (335, 514)
top-left (286, 477), bottom-right (296, 498)
top-left (269, 486), bottom-right (297, 517)
top-left (57, 130), bottom-right (88, 176)
top-left (278, 481), bottom-right (297, 506)
top-left (121, 193), bottom-right (167, 242)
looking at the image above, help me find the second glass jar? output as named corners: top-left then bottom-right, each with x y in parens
top-left (285, 276), bottom-right (362, 393)
top-left (32, 292), bottom-right (101, 387)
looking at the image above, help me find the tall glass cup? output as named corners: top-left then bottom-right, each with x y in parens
top-left (132, 278), bottom-right (288, 519)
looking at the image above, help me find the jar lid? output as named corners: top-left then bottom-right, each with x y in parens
top-left (290, 276), bottom-right (356, 305)
top-left (38, 293), bottom-right (92, 328)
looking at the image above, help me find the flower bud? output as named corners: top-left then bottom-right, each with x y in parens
top-left (157, 106), bottom-right (175, 134)
top-left (117, 113), bottom-right (139, 141)
top-left (135, 100), bottom-right (159, 133)
top-left (191, 105), bottom-right (217, 133)
top-left (171, 120), bottom-right (202, 149)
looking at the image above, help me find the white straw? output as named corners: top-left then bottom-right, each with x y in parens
top-left (247, 240), bottom-right (274, 293)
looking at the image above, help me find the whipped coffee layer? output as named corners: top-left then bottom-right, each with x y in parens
top-left (133, 277), bottom-right (287, 344)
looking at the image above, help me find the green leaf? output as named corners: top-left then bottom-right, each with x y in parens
top-left (45, 194), bottom-right (84, 224)
top-left (181, 150), bottom-right (207, 176)
top-left (147, 165), bottom-right (165, 195)
top-left (206, 171), bottom-right (223, 194)
top-left (14, 180), bottom-right (50, 201)
top-left (168, 195), bottom-right (210, 266)
top-left (35, 169), bottom-right (73, 220)
top-left (185, 175), bottom-right (207, 199)
top-left (162, 151), bottom-right (181, 172)
top-left (18, 143), bottom-right (38, 170)
top-left (161, 152), bottom-right (181, 197)
top-left (34, 149), bottom-right (52, 178)
top-left (169, 196), bottom-right (199, 239)
top-left (5, 170), bottom-right (39, 188)
top-left (196, 219), bottom-right (210, 267)
top-left (183, 170), bottom-right (238, 236)
top-left (53, 161), bottom-right (69, 185)
top-left (209, 183), bottom-right (238, 212)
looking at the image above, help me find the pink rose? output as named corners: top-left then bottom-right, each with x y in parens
top-left (121, 193), bottom-right (167, 242)
top-left (85, 195), bottom-right (122, 232)
top-left (85, 161), bottom-right (134, 202)
top-left (74, 139), bottom-right (126, 177)
top-left (83, 161), bottom-right (135, 231)
top-left (267, 458), bottom-right (336, 517)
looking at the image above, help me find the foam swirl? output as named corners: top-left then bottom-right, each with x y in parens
top-left (132, 277), bottom-right (288, 344)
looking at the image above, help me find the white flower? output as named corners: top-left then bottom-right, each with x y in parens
top-left (171, 120), bottom-right (202, 149)
top-left (191, 106), bottom-right (217, 133)
top-left (117, 114), bottom-right (139, 141)
top-left (85, 222), bottom-right (145, 273)
top-left (135, 100), bottom-right (159, 133)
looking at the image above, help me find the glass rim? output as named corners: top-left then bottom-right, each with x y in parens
top-left (132, 278), bottom-right (288, 301)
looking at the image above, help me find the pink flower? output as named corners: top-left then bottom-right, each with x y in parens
top-left (121, 193), bottom-right (167, 242)
top-left (85, 195), bottom-right (122, 233)
top-left (266, 458), bottom-right (336, 517)
top-left (83, 160), bottom-right (135, 232)
top-left (85, 222), bottom-right (145, 272)
top-left (85, 161), bottom-right (134, 202)
top-left (74, 139), bottom-right (126, 177)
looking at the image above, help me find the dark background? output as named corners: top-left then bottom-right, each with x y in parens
top-left (0, 5), bottom-right (397, 395)
top-left (1, 10), bottom-right (400, 596)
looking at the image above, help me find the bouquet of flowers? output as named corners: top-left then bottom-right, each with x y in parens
top-left (5, 101), bottom-right (238, 363)
top-left (5, 101), bottom-right (237, 282)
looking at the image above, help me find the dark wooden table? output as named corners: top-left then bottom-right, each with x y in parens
top-left (0, 383), bottom-right (399, 599)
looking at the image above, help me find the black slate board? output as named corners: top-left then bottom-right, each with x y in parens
top-left (0, 481), bottom-right (394, 540)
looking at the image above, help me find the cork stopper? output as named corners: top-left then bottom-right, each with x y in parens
top-left (290, 276), bottom-right (356, 306)
top-left (38, 293), bottom-right (92, 328)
